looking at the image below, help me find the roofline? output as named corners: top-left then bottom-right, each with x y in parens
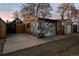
top-left (38, 17), bottom-right (59, 21)
top-left (0, 18), bottom-right (6, 23)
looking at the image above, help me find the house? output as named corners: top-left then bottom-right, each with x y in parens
top-left (7, 17), bottom-right (23, 33)
top-left (0, 18), bottom-right (6, 39)
top-left (11, 17), bottom-right (23, 24)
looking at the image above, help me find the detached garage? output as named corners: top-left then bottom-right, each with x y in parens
top-left (64, 22), bottom-right (72, 34)
top-left (59, 20), bottom-right (72, 34)
top-left (30, 18), bottom-right (58, 38)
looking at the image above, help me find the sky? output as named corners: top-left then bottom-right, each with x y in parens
top-left (0, 3), bottom-right (79, 22)
top-left (0, 3), bottom-right (22, 22)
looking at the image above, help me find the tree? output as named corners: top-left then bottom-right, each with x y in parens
top-left (13, 11), bottom-right (20, 19)
top-left (20, 3), bottom-right (52, 19)
top-left (58, 3), bottom-right (76, 21)
top-left (57, 3), bottom-right (76, 34)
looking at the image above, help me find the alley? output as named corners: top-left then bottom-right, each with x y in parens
top-left (2, 33), bottom-right (79, 56)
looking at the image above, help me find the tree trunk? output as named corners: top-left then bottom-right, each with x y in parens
top-left (60, 13), bottom-right (64, 34)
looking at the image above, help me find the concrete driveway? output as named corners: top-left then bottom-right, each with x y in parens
top-left (2, 33), bottom-right (67, 54)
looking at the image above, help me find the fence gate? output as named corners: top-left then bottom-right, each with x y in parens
top-left (16, 24), bottom-right (25, 33)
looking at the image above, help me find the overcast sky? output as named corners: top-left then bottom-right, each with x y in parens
top-left (0, 3), bottom-right (79, 22)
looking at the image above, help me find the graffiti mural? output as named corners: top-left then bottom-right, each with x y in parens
top-left (30, 19), bottom-right (56, 37)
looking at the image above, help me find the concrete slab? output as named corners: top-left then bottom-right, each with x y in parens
top-left (2, 33), bottom-right (67, 54)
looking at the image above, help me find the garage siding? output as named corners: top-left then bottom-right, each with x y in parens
top-left (30, 18), bottom-right (57, 37)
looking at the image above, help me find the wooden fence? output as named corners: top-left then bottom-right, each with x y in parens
top-left (0, 24), bottom-right (6, 39)
top-left (16, 24), bottom-right (25, 33)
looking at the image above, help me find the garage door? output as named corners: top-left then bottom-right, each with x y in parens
top-left (73, 25), bottom-right (77, 33)
top-left (44, 23), bottom-right (56, 37)
top-left (66, 25), bottom-right (71, 33)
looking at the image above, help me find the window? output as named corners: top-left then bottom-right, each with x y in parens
top-left (27, 23), bottom-right (30, 28)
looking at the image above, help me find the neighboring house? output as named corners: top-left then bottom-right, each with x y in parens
top-left (0, 18), bottom-right (6, 39)
top-left (30, 18), bottom-right (59, 38)
top-left (7, 17), bottom-right (23, 33)
top-left (11, 17), bottom-right (23, 24)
